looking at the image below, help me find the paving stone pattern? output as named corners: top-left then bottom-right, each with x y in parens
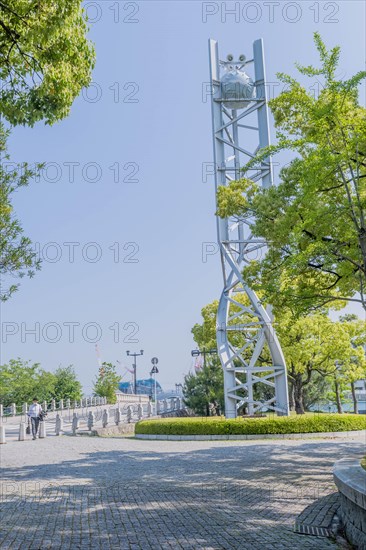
top-left (0, 434), bottom-right (365, 549)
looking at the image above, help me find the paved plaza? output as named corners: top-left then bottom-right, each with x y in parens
top-left (0, 433), bottom-right (365, 549)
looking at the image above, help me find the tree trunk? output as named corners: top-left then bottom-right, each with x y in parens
top-left (334, 379), bottom-right (343, 414)
top-left (350, 381), bottom-right (358, 415)
top-left (293, 374), bottom-right (305, 414)
top-left (288, 380), bottom-right (295, 412)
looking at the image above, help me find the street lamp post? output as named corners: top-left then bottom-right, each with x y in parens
top-left (150, 358), bottom-right (159, 414)
top-left (191, 348), bottom-right (217, 368)
top-left (126, 350), bottom-right (144, 395)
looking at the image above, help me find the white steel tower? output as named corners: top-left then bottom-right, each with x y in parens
top-left (209, 39), bottom-right (289, 418)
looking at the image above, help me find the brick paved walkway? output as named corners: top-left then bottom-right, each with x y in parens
top-left (0, 434), bottom-right (364, 549)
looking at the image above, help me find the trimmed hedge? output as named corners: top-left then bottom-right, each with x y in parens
top-left (135, 414), bottom-right (366, 436)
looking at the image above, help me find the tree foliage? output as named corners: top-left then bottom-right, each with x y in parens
top-left (0, 1), bottom-right (95, 299)
top-left (53, 365), bottom-right (83, 402)
top-left (276, 311), bottom-right (366, 413)
top-left (189, 299), bottom-right (366, 415)
top-left (0, 124), bottom-right (41, 300)
top-left (0, 0), bottom-right (95, 126)
top-left (217, 33), bottom-right (366, 313)
top-left (183, 301), bottom-right (224, 415)
top-left (93, 362), bottom-right (120, 404)
top-left (0, 359), bottom-right (83, 406)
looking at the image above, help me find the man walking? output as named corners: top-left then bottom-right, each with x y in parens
top-left (27, 398), bottom-right (43, 440)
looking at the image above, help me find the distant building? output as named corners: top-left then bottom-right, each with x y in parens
top-left (118, 377), bottom-right (163, 396)
top-left (354, 380), bottom-right (366, 393)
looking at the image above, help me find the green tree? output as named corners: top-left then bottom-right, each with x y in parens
top-left (0, 359), bottom-right (58, 406)
top-left (0, 359), bottom-right (40, 406)
top-left (217, 33), bottom-right (366, 314)
top-left (338, 315), bottom-right (366, 413)
top-left (53, 365), bottom-right (82, 401)
top-left (0, 124), bottom-right (41, 300)
top-left (0, 0), bottom-right (95, 126)
top-left (0, 2), bottom-right (95, 298)
top-left (0, 359), bottom-right (84, 407)
top-left (32, 369), bottom-right (57, 403)
top-left (190, 299), bottom-right (366, 415)
top-left (183, 363), bottom-right (224, 417)
top-left (93, 362), bottom-right (120, 404)
top-left (275, 312), bottom-right (365, 414)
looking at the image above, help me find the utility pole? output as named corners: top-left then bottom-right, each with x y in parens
top-left (126, 350), bottom-right (144, 395)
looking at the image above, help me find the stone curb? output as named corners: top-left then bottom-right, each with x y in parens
top-left (135, 430), bottom-right (366, 441)
top-left (333, 457), bottom-right (366, 549)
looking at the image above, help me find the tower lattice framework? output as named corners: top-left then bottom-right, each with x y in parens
top-left (209, 38), bottom-right (289, 418)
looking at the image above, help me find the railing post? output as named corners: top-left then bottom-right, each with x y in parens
top-left (66, 398), bottom-right (71, 410)
top-left (87, 411), bottom-right (95, 431)
top-left (0, 404), bottom-right (3, 420)
top-left (126, 405), bottom-right (132, 423)
top-left (22, 402), bottom-right (28, 415)
top-left (18, 422), bottom-right (26, 441)
top-left (176, 397), bottom-right (181, 410)
top-left (59, 399), bottom-right (64, 411)
top-left (102, 409), bottom-right (109, 428)
top-left (0, 425), bottom-right (5, 444)
top-left (55, 413), bottom-right (63, 435)
top-left (51, 399), bottom-right (56, 412)
top-left (73, 400), bottom-right (78, 409)
top-left (39, 421), bottom-right (47, 439)
top-left (170, 398), bottom-right (175, 411)
top-left (72, 413), bottom-right (79, 435)
top-left (11, 403), bottom-right (16, 416)
top-left (147, 401), bottom-right (153, 417)
top-left (42, 401), bottom-right (47, 413)
top-left (115, 408), bottom-right (121, 425)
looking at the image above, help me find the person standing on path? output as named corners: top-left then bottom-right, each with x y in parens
top-left (27, 398), bottom-right (43, 440)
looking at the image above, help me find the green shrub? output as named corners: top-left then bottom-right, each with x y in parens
top-left (135, 414), bottom-right (366, 436)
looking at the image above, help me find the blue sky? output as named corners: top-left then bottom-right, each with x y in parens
top-left (2, 0), bottom-right (365, 394)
